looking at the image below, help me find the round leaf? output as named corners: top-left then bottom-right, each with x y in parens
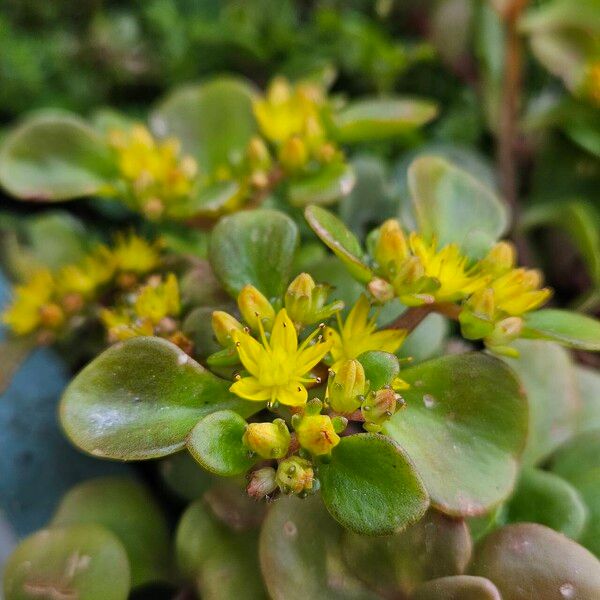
top-left (259, 495), bottom-right (381, 600)
top-left (288, 162), bottom-right (356, 207)
top-left (408, 156), bottom-right (509, 258)
top-left (470, 523), bottom-right (600, 599)
top-left (3, 523), bottom-right (130, 600)
top-left (357, 351), bottom-right (400, 391)
top-left (187, 410), bottom-right (255, 477)
top-left (209, 208), bottom-right (299, 299)
top-left (319, 433), bottom-right (429, 535)
top-left (505, 468), bottom-right (588, 540)
top-left (159, 452), bottom-right (216, 502)
top-left (412, 576), bottom-right (501, 600)
top-left (150, 77), bottom-right (257, 174)
top-left (332, 97), bottom-right (439, 143)
top-left (522, 309), bottom-right (600, 351)
top-left (60, 337), bottom-right (256, 460)
top-left (342, 510), bottom-right (472, 597)
top-left (0, 113), bottom-right (116, 201)
top-left (51, 477), bottom-right (172, 588)
top-left (384, 352), bottom-right (528, 516)
top-left (176, 499), bottom-right (267, 600)
top-left (304, 205), bottom-right (372, 283)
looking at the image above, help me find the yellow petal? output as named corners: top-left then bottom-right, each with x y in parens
top-left (270, 309), bottom-right (297, 354)
top-left (276, 383), bottom-right (308, 407)
top-left (343, 295), bottom-right (371, 338)
top-left (232, 330), bottom-right (265, 377)
top-left (230, 376), bottom-right (271, 401)
top-left (295, 339), bottom-right (333, 375)
top-left (367, 329), bottom-right (407, 354)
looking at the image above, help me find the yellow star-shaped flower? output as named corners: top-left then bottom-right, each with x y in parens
top-left (230, 309), bottom-right (332, 407)
top-left (325, 295), bottom-right (405, 369)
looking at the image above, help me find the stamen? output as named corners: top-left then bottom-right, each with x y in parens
top-left (299, 324), bottom-right (324, 351)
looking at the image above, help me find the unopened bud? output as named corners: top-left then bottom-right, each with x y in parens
top-left (284, 273), bottom-right (343, 326)
top-left (212, 310), bottom-right (244, 347)
top-left (246, 136), bottom-right (271, 169)
top-left (487, 316), bottom-right (523, 347)
top-left (374, 220), bottom-right (409, 276)
top-left (143, 198), bottom-right (165, 220)
top-left (484, 241), bottom-right (516, 274)
top-left (279, 136), bottom-right (308, 172)
top-left (243, 419), bottom-right (291, 459)
top-left (362, 388), bottom-right (397, 432)
top-left (469, 288), bottom-right (495, 320)
top-left (368, 278), bottom-right (395, 303)
top-left (295, 414), bottom-right (340, 456)
top-left (39, 303), bottom-right (65, 329)
top-left (522, 269), bottom-right (543, 290)
top-left (276, 456), bottom-right (314, 495)
top-left (267, 77), bottom-right (292, 105)
top-left (247, 467), bottom-right (278, 500)
top-left (237, 285), bottom-right (275, 332)
top-left (316, 143), bottom-right (336, 163)
top-left (328, 359), bottom-right (366, 413)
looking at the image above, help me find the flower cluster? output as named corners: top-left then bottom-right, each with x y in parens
top-left (253, 77), bottom-right (346, 176)
top-left (369, 219), bottom-right (551, 354)
top-left (108, 125), bottom-right (198, 220)
top-left (210, 276), bottom-right (410, 500)
top-left (2, 233), bottom-right (163, 343)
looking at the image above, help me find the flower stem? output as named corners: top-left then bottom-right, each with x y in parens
top-left (385, 302), bottom-right (461, 333)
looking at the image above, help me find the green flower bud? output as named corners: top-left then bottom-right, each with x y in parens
top-left (237, 284), bottom-right (275, 332)
top-left (247, 467), bottom-right (278, 499)
top-left (284, 273), bottom-right (343, 326)
top-left (243, 419), bottom-right (291, 459)
top-left (212, 310), bottom-right (244, 347)
top-left (246, 136), bottom-right (272, 169)
top-left (295, 414), bottom-right (340, 456)
top-left (276, 457), bottom-right (314, 495)
top-left (361, 388), bottom-right (399, 433)
top-left (327, 359), bottom-right (366, 413)
top-left (486, 316), bottom-right (523, 348)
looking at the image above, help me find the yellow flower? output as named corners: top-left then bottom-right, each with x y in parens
top-left (325, 295), bottom-right (405, 369)
top-left (408, 233), bottom-right (483, 303)
top-left (108, 125), bottom-right (197, 219)
top-left (100, 308), bottom-right (153, 342)
top-left (486, 268), bottom-right (551, 317)
top-left (135, 274), bottom-right (180, 325)
top-left (295, 414), bottom-right (340, 456)
top-left (230, 308), bottom-right (332, 407)
top-left (2, 270), bottom-right (58, 335)
top-left (112, 233), bottom-right (161, 275)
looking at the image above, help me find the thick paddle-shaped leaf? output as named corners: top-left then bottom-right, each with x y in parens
top-left (0, 113), bottom-right (116, 201)
top-left (522, 309), bottom-right (600, 351)
top-left (319, 433), bottom-right (429, 535)
top-left (3, 523), bottom-right (130, 600)
top-left (384, 352), bottom-right (528, 516)
top-left (209, 208), bottom-right (299, 299)
top-left (412, 576), bottom-right (501, 600)
top-left (60, 337), bottom-right (256, 460)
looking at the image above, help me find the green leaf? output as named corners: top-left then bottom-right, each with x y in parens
top-left (357, 351), bottom-right (399, 391)
top-left (209, 208), bottom-right (299, 299)
top-left (575, 365), bottom-right (600, 435)
top-left (319, 433), bottom-right (429, 535)
top-left (60, 337), bottom-right (257, 460)
top-left (259, 495), bottom-right (381, 600)
top-left (470, 523), bottom-right (600, 599)
top-left (177, 179), bottom-right (243, 218)
top-left (551, 431), bottom-right (600, 558)
top-left (412, 576), bottom-right (501, 600)
top-left (304, 205), bottom-right (372, 283)
top-left (51, 477), bottom-right (172, 588)
top-left (384, 353), bottom-right (528, 516)
top-left (332, 97), bottom-right (438, 143)
top-left (288, 162), bottom-right (356, 207)
top-left (176, 498), bottom-right (267, 600)
top-left (408, 156), bottom-right (509, 258)
top-left (159, 452), bottom-right (216, 502)
top-left (187, 410), bottom-right (255, 477)
top-left (503, 340), bottom-right (579, 466)
top-left (342, 510), bottom-right (472, 597)
top-left (522, 309), bottom-right (600, 351)
top-left (505, 468), bottom-right (587, 540)
top-left (0, 113), bottom-right (116, 201)
top-left (150, 77), bottom-right (258, 174)
top-left (3, 523), bottom-right (130, 600)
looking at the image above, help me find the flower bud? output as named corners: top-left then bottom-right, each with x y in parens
top-left (212, 310), bottom-right (244, 347)
top-left (374, 220), bottom-right (409, 276)
top-left (247, 467), bottom-right (278, 500)
top-left (483, 241), bottom-right (516, 274)
top-left (284, 273), bottom-right (343, 326)
top-left (487, 316), bottom-right (523, 347)
top-left (361, 388), bottom-right (398, 432)
top-left (367, 278), bottom-right (395, 303)
top-left (246, 136), bottom-right (271, 169)
top-left (276, 456), bottom-right (314, 495)
top-left (327, 359), bottom-right (366, 413)
top-left (279, 136), bottom-right (308, 172)
top-left (39, 303), bottom-right (65, 330)
top-left (237, 285), bottom-right (275, 332)
top-left (468, 288), bottom-right (495, 319)
top-left (243, 419), bottom-right (291, 459)
top-left (295, 414), bottom-right (340, 456)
